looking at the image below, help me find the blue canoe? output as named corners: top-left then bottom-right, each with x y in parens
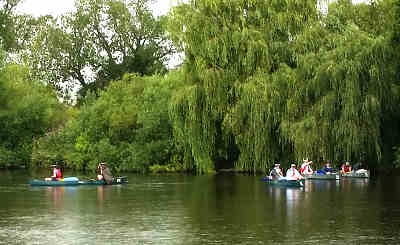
top-left (261, 177), bottom-right (305, 188)
top-left (29, 177), bottom-right (80, 186)
top-left (29, 176), bottom-right (128, 186)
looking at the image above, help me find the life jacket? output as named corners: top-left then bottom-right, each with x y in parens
top-left (55, 168), bottom-right (62, 178)
top-left (342, 165), bottom-right (351, 173)
top-left (300, 163), bottom-right (310, 174)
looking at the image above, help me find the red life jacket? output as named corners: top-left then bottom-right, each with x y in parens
top-left (342, 165), bottom-right (351, 173)
top-left (55, 168), bottom-right (62, 178)
top-left (300, 164), bottom-right (307, 173)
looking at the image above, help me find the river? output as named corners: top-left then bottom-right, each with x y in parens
top-left (0, 170), bottom-right (399, 244)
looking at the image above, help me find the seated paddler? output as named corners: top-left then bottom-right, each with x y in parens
top-left (269, 163), bottom-right (285, 180)
top-left (300, 158), bottom-right (313, 175)
top-left (317, 160), bottom-right (336, 175)
top-left (97, 162), bottom-right (114, 184)
top-left (286, 164), bottom-right (303, 180)
top-left (340, 161), bottom-right (352, 174)
top-left (45, 163), bottom-right (62, 181)
top-left (97, 162), bottom-right (105, 181)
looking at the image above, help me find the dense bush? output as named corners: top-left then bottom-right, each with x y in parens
top-left (32, 71), bottom-right (185, 173)
top-left (0, 64), bottom-right (66, 168)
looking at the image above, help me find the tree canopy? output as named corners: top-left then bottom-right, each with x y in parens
top-left (1, 0), bottom-right (400, 174)
top-left (0, 64), bottom-right (66, 167)
top-left (167, 0), bottom-right (400, 173)
top-left (23, 0), bottom-right (175, 101)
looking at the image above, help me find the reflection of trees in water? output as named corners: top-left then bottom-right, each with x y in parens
top-left (340, 178), bottom-right (369, 193)
top-left (309, 180), bottom-right (340, 192)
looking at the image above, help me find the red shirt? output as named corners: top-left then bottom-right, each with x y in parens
top-left (342, 165), bottom-right (351, 173)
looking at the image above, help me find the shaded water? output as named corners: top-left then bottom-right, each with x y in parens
top-left (0, 170), bottom-right (400, 244)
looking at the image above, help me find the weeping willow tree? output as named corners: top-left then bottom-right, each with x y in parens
top-left (280, 0), bottom-right (400, 166)
top-left (168, 0), bottom-right (319, 173)
top-left (168, 0), bottom-right (400, 173)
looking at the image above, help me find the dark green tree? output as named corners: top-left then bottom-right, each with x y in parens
top-left (31, 71), bottom-right (184, 172)
top-left (0, 64), bottom-right (67, 167)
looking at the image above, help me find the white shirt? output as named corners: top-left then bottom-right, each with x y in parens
top-left (286, 168), bottom-right (302, 180)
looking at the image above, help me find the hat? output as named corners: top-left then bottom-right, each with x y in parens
top-left (275, 163), bottom-right (280, 167)
top-left (100, 162), bottom-right (106, 165)
top-left (291, 164), bottom-right (296, 167)
top-left (345, 161), bottom-right (350, 165)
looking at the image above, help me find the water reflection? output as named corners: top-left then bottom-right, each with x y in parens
top-left (285, 187), bottom-right (304, 225)
top-left (45, 186), bottom-right (65, 209)
top-left (0, 172), bottom-right (400, 245)
top-left (97, 186), bottom-right (104, 203)
top-left (305, 179), bottom-right (341, 192)
top-left (264, 185), bottom-right (306, 227)
top-left (340, 178), bottom-right (369, 192)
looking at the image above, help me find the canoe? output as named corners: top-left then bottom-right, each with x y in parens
top-left (304, 173), bottom-right (340, 180)
top-left (29, 179), bottom-right (80, 186)
top-left (340, 171), bottom-right (370, 179)
top-left (79, 176), bottom-right (128, 185)
top-left (261, 177), bottom-right (305, 188)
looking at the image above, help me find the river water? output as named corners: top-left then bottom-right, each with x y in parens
top-left (0, 170), bottom-right (399, 245)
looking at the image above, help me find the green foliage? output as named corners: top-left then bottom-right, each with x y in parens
top-left (32, 71), bottom-right (184, 172)
top-left (4, 0), bottom-right (400, 174)
top-left (168, 0), bottom-right (400, 173)
top-left (0, 0), bottom-right (22, 51)
top-left (168, 0), bottom-right (320, 173)
top-left (23, 0), bottom-right (175, 100)
top-left (0, 64), bottom-right (66, 168)
top-left (149, 162), bottom-right (184, 173)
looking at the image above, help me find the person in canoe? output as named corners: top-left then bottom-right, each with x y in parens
top-left (269, 163), bottom-right (285, 180)
top-left (286, 164), bottom-right (303, 180)
top-left (300, 158), bottom-right (313, 175)
top-left (317, 160), bottom-right (336, 174)
top-left (45, 164), bottom-right (62, 181)
top-left (97, 162), bottom-right (114, 184)
top-left (340, 161), bottom-right (352, 174)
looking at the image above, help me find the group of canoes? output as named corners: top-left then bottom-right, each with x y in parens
top-left (263, 158), bottom-right (369, 187)
top-left (29, 162), bottom-right (128, 186)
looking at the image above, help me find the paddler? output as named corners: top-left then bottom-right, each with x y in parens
top-left (97, 162), bottom-right (114, 184)
top-left (300, 158), bottom-right (313, 175)
top-left (340, 161), bottom-right (352, 174)
top-left (49, 163), bottom-right (62, 181)
top-left (269, 163), bottom-right (285, 180)
top-left (316, 160), bottom-right (337, 175)
top-left (286, 164), bottom-right (303, 180)
top-left (97, 162), bottom-right (105, 181)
